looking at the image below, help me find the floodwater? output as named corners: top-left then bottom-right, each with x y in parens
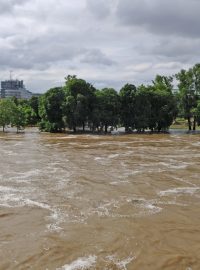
top-left (0, 129), bottom-right (200, 270)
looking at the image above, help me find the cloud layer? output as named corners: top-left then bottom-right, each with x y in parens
top-left (0, 0), bottom-right (199, 92)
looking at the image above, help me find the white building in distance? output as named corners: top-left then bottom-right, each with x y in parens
top-left (1, 79), bottom-right (33, 99)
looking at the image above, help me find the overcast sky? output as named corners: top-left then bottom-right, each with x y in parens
top-left (0, 0), bottom-right (199, 93)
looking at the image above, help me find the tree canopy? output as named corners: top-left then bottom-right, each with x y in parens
top-left (2, 64), bottom-right (200, 133)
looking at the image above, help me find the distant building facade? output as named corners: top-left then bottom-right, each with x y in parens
top-left (1, 79), bottom-right (33, 99)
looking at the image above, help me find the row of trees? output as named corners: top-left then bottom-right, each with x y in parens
top-left (39, 74), bottom-right (177, 133)
top-left (0, 97), bottom-right (40, 132)
top-left (176, 64), bottom-right (200, 130)
top-left (1, 63), bottom-right (200, 133)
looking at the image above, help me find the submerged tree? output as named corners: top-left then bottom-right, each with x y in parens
top-left (119, 84), bottom-right (136, 132)
top-left (63, 75), bottom-right (96, 132)
top-left (134, 79), bottom-right (177, 132)
top-left (96, 88), bottom-right (120, 133)
top-left (39, 87), bottom-right (65, 132)
top-left (12, 105), bottom-right (26, 132)
top-left (176, 64), bottom-right (200, 130)
top-left (0, 99), bottom-right (16, 132)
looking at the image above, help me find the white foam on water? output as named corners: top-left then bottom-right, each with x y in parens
top-left (171, 176), bottom-right (197, 187)
top-left (68, 142), bottom-right (80, 146)
top-left (158, 200), bottom-right (188, 207)
top-left (0, 195), bottom-right (53, 212)
top-left (159, 187), bottom-right (200, 196)
top-left (110, 180), bottom-right (130, 186)
top-left (158, 161), bottom-right (189, 169)
top-left (22, 199), bottom-right (51, 210)
top-left (191, 141), bottom-right (200, 146)
top-left (110, 181), bottom-right (119, 185)
top-left (13, 142), bottom-right (23, 146)
top-left (9, 169), bottom-right (41, 181)
top-left (91, 197), bottom-right (162, 219)
top-left (2, 150), bottom-right (18, 156)
top-left (57, 255), bottom-right (97, 270)
top-left (81, 144), bottom-right (90, 148)
top-left (108, 154), bottom-right (120, 159)
top-left (126, 197), bottom-right (162, 216)
top-left (23, 200), bottom-right (66, 232)
top-left (123, 170), bottom-right (141, 176)
top-left (0, 186), bottom-right (18, 193)
top-left (47, 223), bottom-right (62, 232)
top-left (64, 135), bottom-right (78, 139)
top-left (94, 157), bottom-right (103, 161)
top-left (106, 255), bottom-right (135, 270)
top-left (0, 190), bottom-right (65, 231)
top-left (138, 201), bottom-right (162, 215)
top-left (98, 142), bottom-right (117, 146)
top-left (92, 199), bottom-right (120, 217)
top-left (121, 151), bottom-right (134, 157)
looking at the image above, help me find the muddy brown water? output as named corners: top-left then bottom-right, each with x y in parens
top-left (0, 129), bottom-right (200, 270)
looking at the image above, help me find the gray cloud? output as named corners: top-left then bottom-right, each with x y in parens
top-left (86, 0), bottom-right (112, 19)
top-left (117, 0), bottom-right (200, 38)
top-left (81, 48), bottom-right (116, 66)
top-left (0, 0), bottom-right (199, 93)
top-left (0, 0), bottom-right (27, 14)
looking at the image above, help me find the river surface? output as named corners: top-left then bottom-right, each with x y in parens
top-left (0, 129), bottom-right (200, 270)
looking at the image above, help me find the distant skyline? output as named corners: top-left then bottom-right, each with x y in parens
top-left (0, 0), bottom-right (200, 93)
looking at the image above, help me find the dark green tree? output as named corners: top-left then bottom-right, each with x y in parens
top-left (134, 86), bottom-right (152, 132)
top-left (63, 75), bottom-right (96, 132)
top-left (39, 87), bottom-right (65, 132)
top-left (175, 65), bottom-right (200, 130)
top-left (96, 88), bottom-right (120, 133)
top-left (12, 105), bottom-right (26, 132)
top-left (119, 84), bottom-right (136, 132)
top-left (29, 96), bottom-right (41, 124)
top-left (0, 99), bottom-right (16, 132)
top-left (134, 82), bottom-right (177, 132)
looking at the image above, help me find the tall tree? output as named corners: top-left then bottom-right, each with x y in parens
top-left (97, 88), bottom-right (120, 133)
top-left (12, 105), bottom-right (26, 132)
top-left (39, 87), bottom-right (65, 132)
top-left (176, 65), bottom-right (200, 130)
top-left (0, 99), bottom-right (16, 132)
top-left (119, 84), bottom-right (136, 132)
top-left (29, 96), bottom-right (41, 124)
top-left (152, 75), bottom-right (174, 93)
top-left (63, 75), bottom-right (96, 132)
top-left (135, 83), bottom-right (177, 132)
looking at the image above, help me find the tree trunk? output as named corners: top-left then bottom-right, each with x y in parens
top-left (73, 126), bottom-right (76, 133)
top-left (193, 116), bottom-right (196, 131)
top-left (3, 125), bottom-right (5, 132)
top-left (82, 122), bottom-right (85, 132)
top-left (125, 126), bottom-right (129, 133)
top-left (105, 124), bottom-right (108, 133)
top-left (188, 117), bottom-right (192, 131)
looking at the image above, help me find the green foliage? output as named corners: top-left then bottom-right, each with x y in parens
top-left (0, 99), bottom-right (16, 131)
top-left (96, 88), bottom-right (120, 132)
top-left (39, 87), bottom-right (65, 132)
top-left (0, 99), bottom-right (15, 131)
top-left (120, 76), bottom-right (176, 132)
top-left (152, 75), bottom-right (173, 93)
top-left (134, 86), bottom-right (152, 131)
top-left (29, 96), bottom-right (41, 124)
top-left (175, 64), bottom-right (200, 130)
top-left (37, 74), bottom-right (178, 133)
top-left (63, 75), bottom-right (96, 131)
top-left (0, 99), bottom-right (27, 132)
top-left (119, 84), bottom-right (136, 131)
top-left (12, 105), bottom-right (26, 132)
